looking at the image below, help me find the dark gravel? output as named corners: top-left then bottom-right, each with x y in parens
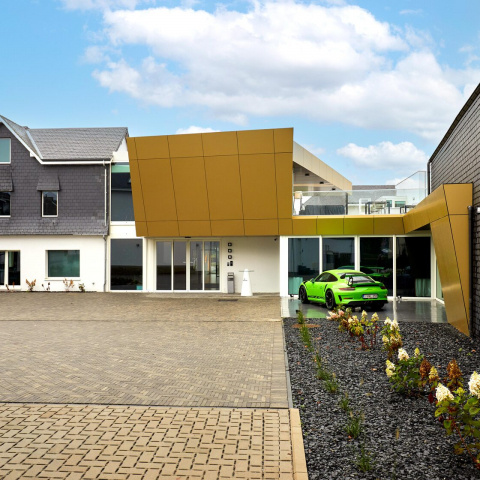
top-left (284, 316), bottom-right (480, 480)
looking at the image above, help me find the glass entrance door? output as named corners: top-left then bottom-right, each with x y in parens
top-left (173, 241), bottom-right (187, 290)
top-left (156, 240), bottom-right (219, 291)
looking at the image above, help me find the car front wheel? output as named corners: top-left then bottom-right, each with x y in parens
top-left (325, 289), bottom-right (336, 310)
top-left (299, 287), bottom-right (309, 304)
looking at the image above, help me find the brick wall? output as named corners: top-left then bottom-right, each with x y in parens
top-left (430, 93), bottom-right (480, 337)
top-left (0, 124), bottom-right (109, 236)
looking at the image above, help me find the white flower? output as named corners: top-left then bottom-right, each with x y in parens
top-left (436, 383), bottom-right (454, 403)
top-left (468, 371), bottom-right (480, 399)
top-left (391, 319), bottom-right (399, 330)
top-left (414, 347), bottom-right (420, 357)
top-left (382, 335), bottom-right (389, 344)
top-left (384, 318), bottom-right (392, 326)
top-left (398, 348), bottom-right (409, 361)
top-left (385, 360), bottom-right (395, 378)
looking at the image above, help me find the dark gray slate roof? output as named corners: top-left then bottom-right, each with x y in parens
top-left (0, 115), bottom-right (127, 162)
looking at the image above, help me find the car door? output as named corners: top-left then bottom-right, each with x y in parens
top-left (318, 273), bottom-right (337, 302)
top-left (312, 272), bottom-right (330, 302)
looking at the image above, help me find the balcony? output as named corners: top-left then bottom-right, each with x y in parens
top-left (293, 187), bottom-right (427, 216)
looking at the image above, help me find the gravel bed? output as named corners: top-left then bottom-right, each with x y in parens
top-left (284, 316), bottom-right (480, 479)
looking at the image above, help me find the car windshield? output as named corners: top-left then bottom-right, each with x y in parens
top-left (341, 273), bottom-right (374, 283)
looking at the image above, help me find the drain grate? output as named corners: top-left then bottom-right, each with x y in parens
top-left (218, 299), bottom-right (239, 302)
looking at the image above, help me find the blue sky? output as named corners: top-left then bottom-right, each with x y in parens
top-left (1, 0), bottom-right (479, 185)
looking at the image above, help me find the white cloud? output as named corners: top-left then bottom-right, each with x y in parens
top-left (337, 141), bottom-right (428, 174)
top-left (175, 126), bottom-right (219, 134)
top-left (82, 45), bottom-right (110, 63)
top-left (81, 1), bottom-right (479, 139)
top-left (61, 0), bottom-right (153, 10)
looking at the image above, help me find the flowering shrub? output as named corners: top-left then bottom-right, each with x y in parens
top-left (385, 347), bottom-right (426, 396)
top-left (380, 318), bottom-right (403, 360)
top-left (327, 308), bottom-right (378, 350)
top-left (435, 372), bottom-right (480, 469)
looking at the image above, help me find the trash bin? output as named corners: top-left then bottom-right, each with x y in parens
top-left (227, 272), bottom-right (235, 294)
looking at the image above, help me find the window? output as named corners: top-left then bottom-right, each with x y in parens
top-left (395, 201), bottom-right (406, 207)
top-left (48, 250), bottom-right (80, 277)
top-left (0, 192), bottom-right (10, 216)
top-left (111, 164), bottom-right (134, 222)
top-left (322, 237), bottom-right (354, 271)
top-left (0, 251), bottom-right (20, 286)
top-left (42, 191), bottom-right (58, 217)
top-left (0, 139), bottom-right (11, 164)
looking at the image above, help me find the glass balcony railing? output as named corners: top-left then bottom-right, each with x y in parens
top-left (293, 188), bottom-right (427, 216)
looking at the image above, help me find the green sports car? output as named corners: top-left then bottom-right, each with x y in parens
top-left (298, 269), bottom-right (388, 310)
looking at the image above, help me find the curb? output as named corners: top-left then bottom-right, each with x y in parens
top-left (290, 408), bottom-right (309, 480)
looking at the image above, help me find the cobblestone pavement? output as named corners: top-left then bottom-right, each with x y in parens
top-left (0, 292), bottom-right (279, 322)
top-left (0, 404), bottom-right (297, 480)
top-left (0, 294), bottom-right (307, 479)
top-left (0, 319), bottom-right (287, 407)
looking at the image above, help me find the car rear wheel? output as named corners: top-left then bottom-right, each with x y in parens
top-left (299, 287), bottom-right (309, 304)
top-left (325, 289), bottom-right (336, 310)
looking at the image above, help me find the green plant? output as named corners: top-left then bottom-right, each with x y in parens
top-left (297, 310), bottom-right (305, 325)
top-left (324, 373), bottom-right (339, 394)
top-left (386, 348), bottom-right (426, 396)
top-left (78, 283), bottom-right (86, 293)
top-left (345, 410), bottom-right (363, 439)
top-left (339, 392), bottom-right (350, 412)
top-left (299, 323), bottom-right (314, 352)
top-left (355, 443), bottom-right (375, 472)
top-left (435, 373), bottom-right (480, 469)
top-left (26, 279), bottom-right (36, 292)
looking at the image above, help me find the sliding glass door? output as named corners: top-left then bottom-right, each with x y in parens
top-left (156, 240), bottom-right (220, 291)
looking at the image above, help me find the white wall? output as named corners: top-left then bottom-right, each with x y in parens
top-left (222, 237), bottom-right (279, 293)
top-left (0, 236), bottom-right (106, 292)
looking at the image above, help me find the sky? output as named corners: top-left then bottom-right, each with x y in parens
top-left (1, 0), bottom-right (479, 185)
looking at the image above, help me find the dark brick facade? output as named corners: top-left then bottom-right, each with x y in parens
top-left (0, 124), bottom-right (109, 235)
top-left (430, 88), bottom-right (480, 337)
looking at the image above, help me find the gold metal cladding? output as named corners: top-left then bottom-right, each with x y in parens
top-left (404, 184), bottom-right (472, 336)
top-left (127, 128), bottom-right (295, 237)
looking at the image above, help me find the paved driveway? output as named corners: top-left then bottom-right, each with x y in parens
top-left (0, 293), bottom-right (287, 408)
top-left (0, 293), bottom-right (307, 480)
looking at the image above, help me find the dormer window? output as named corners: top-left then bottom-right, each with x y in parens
top-left (42, 191), bottom-right (58, 217)
top-left (0, 139), bottom-right (11, 164)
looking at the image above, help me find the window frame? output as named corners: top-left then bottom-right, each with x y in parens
top-left (0, 191), bottom-right (11, 217)
top-left (46, 250), bottom-right (80, 279)
top-left (0, 138), bottom-right (11, 164)
top-left (42, 191), bottom-right (58, 218)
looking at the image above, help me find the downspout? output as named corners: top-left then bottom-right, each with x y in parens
top-left (103, 160), bottom-right (108, 293)
top-left (103, 235), bottom-right (107, 293)
top-left (468, 206), bottom-right (475, 337)
top-left (427, 160), bottom-right (431, 195)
